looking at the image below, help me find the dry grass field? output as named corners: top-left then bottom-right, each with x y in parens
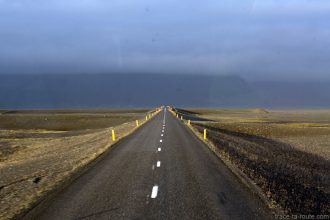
top-left (176, 108), bottom-right (330, 215)
top-left (0, 109), bottom-right (154, 220)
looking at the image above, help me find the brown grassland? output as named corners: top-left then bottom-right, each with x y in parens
top-left (0, 109), bottom-right (153, 220)
top-left (176, 108), bottom-right (330, 215)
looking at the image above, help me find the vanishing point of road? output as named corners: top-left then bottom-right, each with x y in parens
top-left (23, 107), bottom-right (272, 220)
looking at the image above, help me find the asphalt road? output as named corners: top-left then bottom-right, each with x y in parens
top-left (23, 107), bottom-right (272, 220)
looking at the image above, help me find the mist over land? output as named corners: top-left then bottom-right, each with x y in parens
top-left (1, 0), bottom-right (330, 109)
top-left (1, 73), bottom-right (329, 109)
top-left (1, 0), bottom-right (329, 110)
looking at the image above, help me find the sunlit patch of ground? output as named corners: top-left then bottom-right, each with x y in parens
top-left (179, 108), bottom-right (330, 215)
top-left (0, 109), bottom-right (152, 220)
top-left (189, 109), bottom-right (330, 159)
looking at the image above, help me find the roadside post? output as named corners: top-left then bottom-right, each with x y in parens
top-left (146, 115), bottom-right (148, 121)
top-left (112, 129), bottom-right (116, 141)
top-left (203, 129), bottom-right (207, 140)
top-left (181, 116), bottom-right (183, 120)
top-left (188, 120), bottom-right (191, 125)
top-left (136, 120), bottom-right (139, 127)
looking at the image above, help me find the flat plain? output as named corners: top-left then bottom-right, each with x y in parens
top-left (0, 109), bottom-right (151, 220)
top-left (176, 108), bottom-right (330, 215)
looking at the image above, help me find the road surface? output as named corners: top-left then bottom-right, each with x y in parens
top-left (23, 108), bottom-right (272, 220)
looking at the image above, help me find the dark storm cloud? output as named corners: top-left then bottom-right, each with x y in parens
top-left (0, 0), bottom-right (330, 80)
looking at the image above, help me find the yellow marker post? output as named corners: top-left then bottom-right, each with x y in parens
top-left (180, 116), bottom-right (183, 120)
top-left (146, 115), bottom-right (148, 121)
top-left (203, 129), bottom-right (207, 140)
top-left (188, 120), bottom-right (191, 125)
top-left (112, 129), bottom-right (116, 141)
top-left (136, 120), bottom-right (139, 127)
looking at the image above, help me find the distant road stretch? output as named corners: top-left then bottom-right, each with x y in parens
top-left (24, 107), bottom-right (271, 220)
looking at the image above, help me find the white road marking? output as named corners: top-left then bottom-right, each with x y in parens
top-left (162, 130), bottom-right (164, 132)
top-left (157, 161), bottom-right (161, 167)
top-left (158, 147), bottom-right (161, 151)
top-left (161, 134), bottom-right (163, 136)
top-left (163, 108), bottom-right (166, 124)
top-left (152, 165), bottom-right (155, 170)
top-left (151, 185), bottom-right (158, 198)
top-left (160, 140), bottom-right (162, 143)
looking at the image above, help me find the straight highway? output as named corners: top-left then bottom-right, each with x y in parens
top-left (23, 107), bottom-right (271, 220)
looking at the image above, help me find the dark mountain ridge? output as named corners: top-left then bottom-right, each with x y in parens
top-left (0, 73), bottom-right (329, 109)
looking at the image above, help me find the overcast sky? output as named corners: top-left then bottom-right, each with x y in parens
top-left (0, 0), bottom-right (329, 81)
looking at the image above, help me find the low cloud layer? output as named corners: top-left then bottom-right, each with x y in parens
top-left (0, 0), bottom-right (329, 81)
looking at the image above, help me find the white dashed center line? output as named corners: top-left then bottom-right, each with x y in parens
top-left (151, 185), bottom-right (158, 198)
top-left (160, 139), bottom-right (162, 143)
top-left (157, 161), bottom-right (161, 167)
top-left (161, 134), bottom-right (163, 136)
top-left (158, 147), bottom-right (161, 151)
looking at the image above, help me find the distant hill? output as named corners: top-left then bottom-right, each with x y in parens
top-left (250, 80), bottom-right (330, 108)
top-left (0, 73), bottom-right (329, 109)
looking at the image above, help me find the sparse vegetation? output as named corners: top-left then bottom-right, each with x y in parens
top-left (178, 108), bottom-right (330, 215)
top-left (0, 109), bottom-right (149, 131)
top-left (0, 109), bottom-right (152, 220)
